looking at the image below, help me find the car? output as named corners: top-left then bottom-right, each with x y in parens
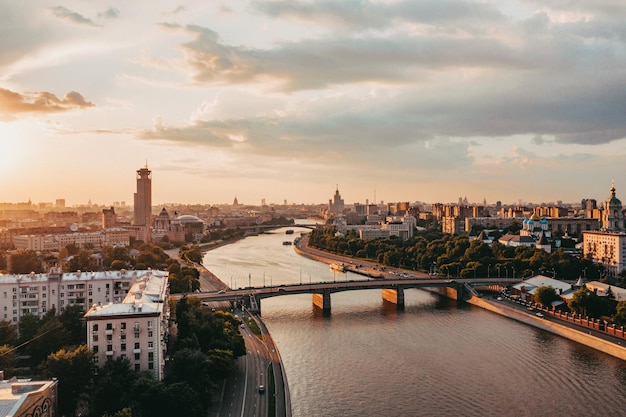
top-left (217, 289), bottom-right (226, 294)
top-left (536, 312), bottom-right (545, 318)
top-left (258, 385), bottom-right (265, 393)
top-left (497, 297), bottom-right (503, 301)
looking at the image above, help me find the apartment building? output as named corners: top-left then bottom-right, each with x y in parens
top-left (12, 229), bottom-right (131, 251)
top-left (582, 231), bottom-right (626, 277)
top-left (0, 269), bottom-right (143, 322)
top-left (84, 270), bottom-right (169, 380)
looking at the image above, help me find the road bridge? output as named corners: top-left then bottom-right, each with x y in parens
top-left (173, 277), bottom-right (522, 315)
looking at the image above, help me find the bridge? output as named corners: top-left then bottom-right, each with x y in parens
top-left (174, 277), bottom-right (522, 315)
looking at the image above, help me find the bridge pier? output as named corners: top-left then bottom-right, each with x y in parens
top-left (249, 294), bottom-right (261, 315)
top-left (312, 291), bottom-right (331, 316)
top-left (382, 288), bottom-right (404, 308)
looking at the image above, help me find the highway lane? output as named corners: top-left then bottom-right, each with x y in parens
top-left (210, 310), bottom-right (269, 417)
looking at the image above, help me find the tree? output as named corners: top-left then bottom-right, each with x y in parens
top-left (568, 288), bottom-right (609, 318)
top-left (91, 357), bottom-right (140, 417)
top-left (0, 345), bottom-right (18, 377)
top-left (39, 345), bottom-right (94, 417)
top-left (10, 250), bottom-right (43, 274)
top-left (534, 286), bottom-right (559, 307)
top-left (613, 301), bottom-right (626, 326)
top-left (165, 348), bottom-right (214, 407)
top-left (0, 320), bottom-right (17, 346)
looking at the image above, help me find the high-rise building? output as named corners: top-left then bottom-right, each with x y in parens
top-left (328, 186), bottom-right (345, 214)
top-left (133, 166), bottom-right (152, 227)
top-left (131, 165), bottom-right (152, 243)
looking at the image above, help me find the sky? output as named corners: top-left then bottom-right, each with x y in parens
top-left (2, 0), bottom-right (626, 207)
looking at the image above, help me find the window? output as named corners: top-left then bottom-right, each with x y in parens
top-left (148, 320), bottom-right (153, 328)
top-left (148, 331), bottom-right (153, 338)
top-left (134, 353), bottom-right (140, 360)
top-left (52, 289), bottom-right (55, 295)
top-left (148, 341), bottom-right (153, 349)
top-left (134, 342), bottom-right (140, 349)
top-left (134, 364), bottom-right (140, 371)
top-left (93, 345), bottom-right (99, 353)
top-left (107, 344), bottom-right (112, 351)
top-left (121, 343), bottom-right (126, 351)
top-left (106, 334), bottom-right (112, 342)
top-left (148, 362), bottom-right (154, 370)
top-left (121, 322), bottom-right (126, 329)
top-left (121, 333), bottom-right (126, 340)
top-left (106, 323), bottom-right (113, 330)
top-left (60, 293), bottom-right (64, 298)
top-left (93, 335), bottom-right (98, 342)
top-left (148, 352), bottom-right (154, 361)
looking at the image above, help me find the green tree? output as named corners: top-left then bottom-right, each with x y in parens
top-left (91, 357), bottom-right (140, 417)
top-left (39, 345), bottom-right (94, 417)
top-left (534, 286), bottom-right (559, 307)
top-left (0, 345), bottom-right (18, 377)
top-left (67, 250), bottom-right (97, 272)
top-left (10, 250), bottom-right (43, 274)
top-left (613, 301), bottom-right (626, 326)
top-left (568, 288), bottom-right (609, 318)
top-left (0, 320), bottom-right (17, 346)
top-left (165, 348), bottom-right (214, 407)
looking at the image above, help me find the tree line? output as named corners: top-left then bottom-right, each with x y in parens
top-left (309, 226), bottom-right (626, 324)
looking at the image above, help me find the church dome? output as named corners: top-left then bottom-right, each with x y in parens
top-left (530, 213), bottom-right (540, 221)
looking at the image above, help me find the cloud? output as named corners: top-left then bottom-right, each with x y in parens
top-left (49, 6), bottom-right (99, 27)
top-left (253, 0), bottom-right (504, 31)
top-left (0, 87), bottom-right (94, 121)
top-left (98, 8), bottom-right (120, 20)
top-left (177, 24), bottom-right (527, 92)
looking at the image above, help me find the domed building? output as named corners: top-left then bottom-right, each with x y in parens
top-left (173, 214), bottom-right (205, 241)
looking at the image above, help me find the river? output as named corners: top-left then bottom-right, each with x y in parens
top-left (203, 225), bottom-right (626, 417)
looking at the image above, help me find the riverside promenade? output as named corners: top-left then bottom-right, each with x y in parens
top-left (296, 235), bottom-right (626, 361)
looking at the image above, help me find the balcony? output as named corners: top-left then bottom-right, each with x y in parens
top-left (133, 348), bottom-right (141, 354)
top-left (105, 328), bottom-right (114, 335)
top-left (105, 351), bottom-right (114, 356)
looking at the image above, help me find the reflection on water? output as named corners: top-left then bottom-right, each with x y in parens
top-left (204, 226), bottom-right (626, 417)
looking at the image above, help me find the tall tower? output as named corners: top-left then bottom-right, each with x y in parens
top-left (134, 165), bottom-right (152, 227)
top-left (603, 180), bottom-right (624, 231)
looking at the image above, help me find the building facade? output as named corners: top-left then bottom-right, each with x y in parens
top-left (0, 269), bottom-right (149, 323)
top-left (583, 231), bottom-right (626, 277)
top-left (84, 270), bottom-right (169, 380)
top-left (0, 378), bottom-right (58, 417)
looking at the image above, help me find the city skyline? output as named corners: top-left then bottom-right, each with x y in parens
top-left (2, 1), bottom-right (626, 206)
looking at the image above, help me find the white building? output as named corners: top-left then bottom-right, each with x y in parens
top-left (84, 270), bottom-right (169, 380)
top-left (0, 378), bottom-right (58, 417)
top-left (0, 269), bottom-right (146, 323)
top-left (13, 229), bottom-right (130, 251)
top-left (582, 231), bottom-right (626, 277)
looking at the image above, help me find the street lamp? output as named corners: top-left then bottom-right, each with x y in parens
top-left (488, 264), bottom-right (491, 278)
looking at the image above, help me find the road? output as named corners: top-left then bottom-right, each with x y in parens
top-left (209, 306), bottom-right (289, 417)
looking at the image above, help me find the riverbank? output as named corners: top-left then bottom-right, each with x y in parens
top-left (467, 295), bottom-right (626, 361)
top-left (296, 235), bottom-right (626, 362)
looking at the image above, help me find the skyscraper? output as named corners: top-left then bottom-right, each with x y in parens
top-left (134, 165), bottom-right (152, 228)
